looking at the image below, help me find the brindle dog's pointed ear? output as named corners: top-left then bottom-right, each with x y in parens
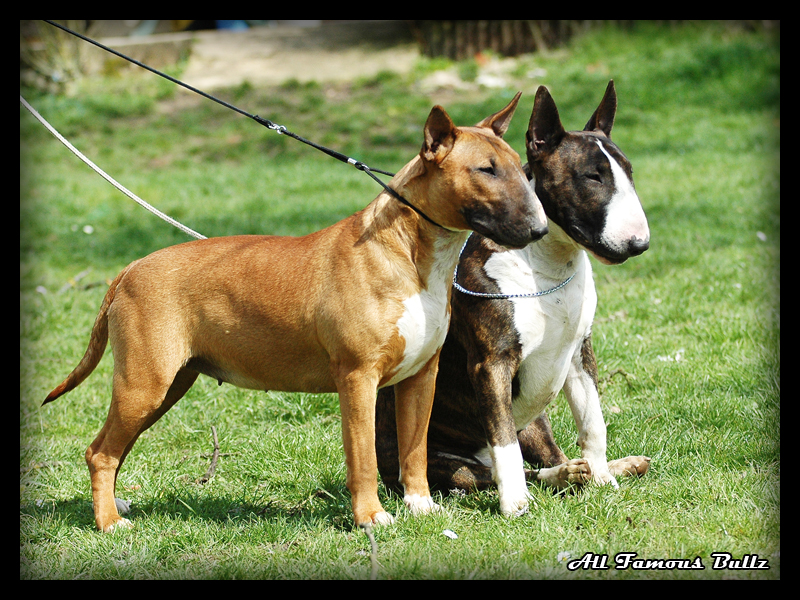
top-left (526, 85), bottom-right (566, 160)
top-left (476, 91), bottom-right (522, 138)
top-left (422, 105), bottom-right (457, 164)
top-left (584, 80), bottom-right (617, 138)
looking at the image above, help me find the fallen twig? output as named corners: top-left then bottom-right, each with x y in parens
top-left (196, 426), bottom-right (220, 484)
top-left (599, 367), bottom-right (637, 395)
top-left (360, 522), bottom-right (379, 581)
top-left (57, 268), bottom-right (91, 294)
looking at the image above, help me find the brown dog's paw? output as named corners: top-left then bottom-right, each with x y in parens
top-left (372, 510), bottom-right (396, 526)
top-left (100, 516), bottom-right (133, 533)
top-left (608, 455), bottom-right (651, 478)
top-left (404, 494), bottom-right (441, 516)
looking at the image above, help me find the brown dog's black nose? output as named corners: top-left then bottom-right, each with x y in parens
top-left (505, 220), bottom-right (549, 249)
top-left (530, 223), bottom-right (549, 243)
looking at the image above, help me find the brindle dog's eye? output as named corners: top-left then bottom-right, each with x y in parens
top-left (585, 172), bottom-right (602, 183)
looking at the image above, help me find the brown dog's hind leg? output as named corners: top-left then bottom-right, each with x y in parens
top-left (86, 367), bottom-right (199, 532)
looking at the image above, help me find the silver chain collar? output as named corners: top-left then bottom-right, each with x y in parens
top-left (452, 235), bottom-right (575, 299)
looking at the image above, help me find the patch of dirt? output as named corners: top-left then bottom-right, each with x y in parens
top-left (166, 21), bottom-right (549, 119)
top-left (180, 21), bottom-right (421, 90)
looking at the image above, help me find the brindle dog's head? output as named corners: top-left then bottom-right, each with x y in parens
top-left (525, 81), bottom-right (649, 264)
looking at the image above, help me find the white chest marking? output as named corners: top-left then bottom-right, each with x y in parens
top-left (387, 234), bottom-right (467, 386)
top-left (483, 249), bottom-right (597, 429)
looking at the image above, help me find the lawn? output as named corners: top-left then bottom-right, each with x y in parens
top-left (20, 21), bottom-right (779, 579)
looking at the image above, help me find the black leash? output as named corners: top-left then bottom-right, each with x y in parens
top-left (42, 20), bottom-right (446, 230)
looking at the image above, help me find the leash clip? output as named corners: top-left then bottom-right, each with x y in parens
top-left (253, 115), bottom-right (286, 134)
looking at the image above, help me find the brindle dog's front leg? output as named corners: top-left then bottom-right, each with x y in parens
top-left (470, 358), bottom-right (530, 516)
top-left (563, 335), bottom-right (652, 485)
top-left (563, 334), bottom-right (617, 486)
top-left (517, 392), bottom-right (649, 489)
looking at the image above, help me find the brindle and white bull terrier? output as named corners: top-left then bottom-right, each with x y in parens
top-left (376, 81), bottom-right (651, 516)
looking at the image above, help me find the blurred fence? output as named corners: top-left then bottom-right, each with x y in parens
top-left (409, 20), bottom-right (778, 59)
top-left (410, 20), bottom-right (631, 59)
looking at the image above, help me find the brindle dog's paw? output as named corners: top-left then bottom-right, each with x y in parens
top-left (560, 458), bottom-right (593, 486)
top-left (536, 458), bottom-right (592, 489)
top-left (608, 455), bottom-right (651, 478)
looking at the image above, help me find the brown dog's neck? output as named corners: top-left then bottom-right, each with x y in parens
top-left (355, 165), bottom-right (468, 295)
top-left (388, 156), bottom-right (451, 227)
top-left (362, 156), bottom-right (450, 241)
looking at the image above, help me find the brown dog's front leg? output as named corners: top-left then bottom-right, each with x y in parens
top-left (393, 351), bottom-right (441, 516)
top-left (337, 371), bottom-right (395, 527)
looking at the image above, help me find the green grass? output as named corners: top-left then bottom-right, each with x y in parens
top-left (20, 22), bottom-right (779, 579)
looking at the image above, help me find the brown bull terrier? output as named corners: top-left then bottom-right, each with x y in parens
top-left (43, 94), bottom-right (548, 532)
top-left (376, 81), bottom-right (650, 516)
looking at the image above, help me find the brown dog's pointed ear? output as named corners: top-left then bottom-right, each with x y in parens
top-left (422, 105), bottom-right (457, 164)
top-left (476, 91), bottom-right (522, 138)
top-left (584, 80), bottom-right (617, 138)
top-left (526, 85), bottom-right (565, 160)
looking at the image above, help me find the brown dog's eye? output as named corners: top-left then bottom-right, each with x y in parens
top-left (478, 166), bottom-right (496, 176)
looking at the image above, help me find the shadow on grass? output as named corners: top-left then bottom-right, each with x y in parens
top-left (21, 482), bottom-right (364, 533)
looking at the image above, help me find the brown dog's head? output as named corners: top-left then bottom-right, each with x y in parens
top-left (417, 94), bottom-right (548, 249)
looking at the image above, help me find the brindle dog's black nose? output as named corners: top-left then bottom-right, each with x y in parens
top-left (628, 236), bottom-right (650, 256)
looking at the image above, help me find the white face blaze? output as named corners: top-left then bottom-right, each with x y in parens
top-left (595, 140), bottom-right (650, 261)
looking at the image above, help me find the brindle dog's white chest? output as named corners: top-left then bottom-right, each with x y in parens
top-left (483, 249), bottom-right (597, 429)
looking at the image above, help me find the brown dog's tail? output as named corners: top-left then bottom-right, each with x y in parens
top-left (42, 264), bottom-right (133, 406)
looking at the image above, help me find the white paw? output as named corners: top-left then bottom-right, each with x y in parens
top-left (592, 468), bottom-right (619, 489)
top-left (103, 518), bottom-right (133, 533)
top-left (583, 452), bottom-right (619, 489)
top-left (404, 494), bottom-right (441, 515)
top-left (491, 442), bottom-right (530, 516)
top-left (372, 511), bottom-right (396, 526)
top-left (499, 493), bottom-right (530, 517)
top-left (498, 477), bottom-right (532, 516)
